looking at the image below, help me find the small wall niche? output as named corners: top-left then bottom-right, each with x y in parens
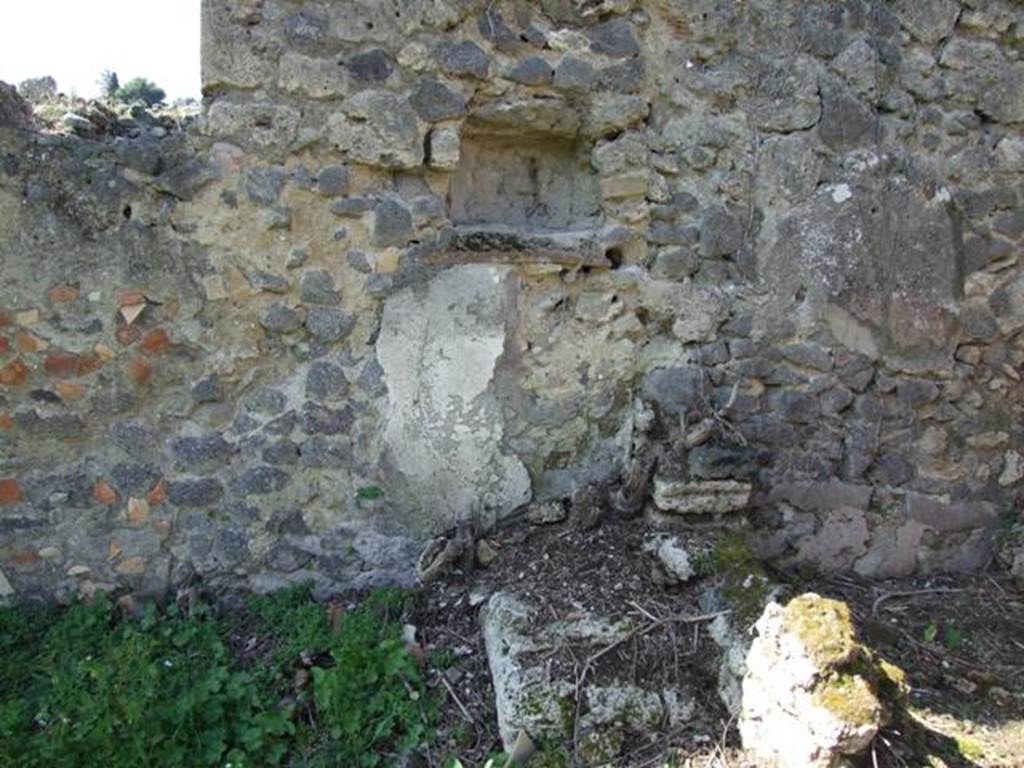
top-left (449, 132), bottom-right (600, 231)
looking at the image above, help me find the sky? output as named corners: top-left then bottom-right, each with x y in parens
top-left (0, 0), bottom-right (202, 101)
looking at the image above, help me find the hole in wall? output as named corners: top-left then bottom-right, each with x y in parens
top-left (606, 248), bottom-right (624, 270)
top-left (449, 132), bottom-right (600, 230)
top-left (122, 205), bottom-right (133, 221)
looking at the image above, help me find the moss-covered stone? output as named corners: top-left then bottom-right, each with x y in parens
top-left (813, 671), bottom-right (883, 728)
top-left (714, 532), bottom-right (775, 624)
top-left (875, 658), bottom-right (910, 707)
top-left (782, 594), bottom-right (861, 668)
top-left (577, 729), bottom-right (624, 766)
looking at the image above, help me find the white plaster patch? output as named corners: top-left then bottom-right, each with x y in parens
top-left (830, 183), bottom-right (853, 204)
top-left (377, 266), bottom-right (531, 531)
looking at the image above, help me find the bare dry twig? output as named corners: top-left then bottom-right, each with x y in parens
top-left (871, 587), bottom-right (968, 616)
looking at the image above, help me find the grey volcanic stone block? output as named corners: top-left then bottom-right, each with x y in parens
top-left (554, 57), bottom-right (595, 89)
top-left (410, 79), bottom-right (467, 122)
top-left (305, 307), bottom-right (355, 342)
top-left (306, 360), bottom-right (349, 400)
top-left (302, 403), bottom-right (354, 435)
top-left (245, 167), bottom-right (285, 206)
top-left (191, 375), bottom-right (224, 404)
top-left (373, 199), bottom-right (413, 247)
top-left (316, 165), bottom-right (350, 196)
top-left (111, 463), bottom-right (162, 496)
top-left (169, 478), bottom-right (225, 507)
top-left (283, 11), bottom-right (330, 53)
top-left (700, 206), bottom-right (744, 258)
top-left (508, 57), bottom-right (554, 85)
top-left (347, 49), bottom-right (393, 83)
top-left (232, 466), bottom-right (290, 496)
top-left (587, 18), bottom-right (640, 58)
top-left (261, 303), bottom-right (303, 333)
top-left (172, 435), bottom-right (234, 471)
top-left (436, 41), bottom-right (489, 78)
top-left (299, 270), bottom-right (340, 305)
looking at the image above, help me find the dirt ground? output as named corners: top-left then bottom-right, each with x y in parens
top-left (408, 515), bottom-right (1024, 768)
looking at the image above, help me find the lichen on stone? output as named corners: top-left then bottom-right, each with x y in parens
top-left (713, 532), bottom-right (775, 624)
top-left (812, 671), bottom-right (883, 728)
top-left (782, 593), bottom-right (861, 668)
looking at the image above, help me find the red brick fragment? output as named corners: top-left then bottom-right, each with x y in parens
top-left (0, 337), bottom-right (7, 355)
top-left (56, 381), bottom-right (87, 400)
top-left (0, 479), bottom-right (23, 505)
top-left (116, 325), bottom-right (141, 346)
top-left (124, 357), bottom-right (153, 386)
top-left (147, 479), bottom-right (167, 506)
top-left (44, 352), bottom-right (80, 378)
top-left (48, 286), bottom-right (79, 304)
top-left (140, 328), bottom-right (171, 355)
top-left (0, 311), bottom-right (10, 326)
top-left (15, 332), bottom-right (42, 353)
top-left (76, 352), bottom-right (103, 376)
top-left (118, 290), bottom-right (146, 307)
top-left (0, 359), bottom-right (29, 386)
top-left (10, 550), bottom-right (38, 566)
top-left (0, 412), bottom-right (12, 430)
top-left (93, 480), bottom-right (118, 505)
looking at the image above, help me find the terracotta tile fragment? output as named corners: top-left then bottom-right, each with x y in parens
top-left (15, 332), bottom-right (44, 353)
top-left (76, 352), bottom-right (103, 376)
top-left (0, 359), bottom-right (29, 386)
top-left (56, 381), bottom-right (87, 400)
top-left (118, 290), bottom-right (146, 307)
top-left (0, 337), bottom-right (8, 355)
top-left (124, 357), bottom-right (153, 386)
top-left (140, 328), bottom-right (171, 355)
top-left (116, 325), bottom-right (141, 346)
top-left (44, 352), bottom-right (80, 378)
top-left (48, 286), bottom-right (79, 304)
top-left (93, 480), bottom-right (118, 505)
top-left (0, 478), bottom-right (23, 505)
top-left (0, 412), bottom-right (13, 430)
top-left (9, 550), bottom-right (38, 566)
top-left (0, 311), bottom-right (10, 326)
top-left (147, 479), bottom-right (167, 506)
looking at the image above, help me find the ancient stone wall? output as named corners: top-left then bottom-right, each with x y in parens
top-left (2, 0), bottom-right (1023, 602)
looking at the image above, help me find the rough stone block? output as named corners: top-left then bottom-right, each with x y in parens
top-left (652, 479), bottom-right (752, 515)
top-left (328, 90), bottom-right (423, 169)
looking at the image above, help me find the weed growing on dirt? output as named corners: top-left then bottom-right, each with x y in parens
top-left (0, 586), bottom-right (435, 768)
top-left (0, 593), bottom-right (292, 768)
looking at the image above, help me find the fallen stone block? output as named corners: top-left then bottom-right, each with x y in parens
top-left (653, 478), bottom-right (752, 515)
top-left (481, 591), bottom-right (692, 755)
top-left (740, 594), bottom-right (905, 768)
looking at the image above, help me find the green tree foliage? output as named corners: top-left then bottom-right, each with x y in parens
top-left (114, 77), bottom-right (166, 106)
top-left (97, 70), bottom-right (120, 99)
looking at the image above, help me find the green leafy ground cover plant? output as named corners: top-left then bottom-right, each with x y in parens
top-left (0, 586), bottom-right (435, 768)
